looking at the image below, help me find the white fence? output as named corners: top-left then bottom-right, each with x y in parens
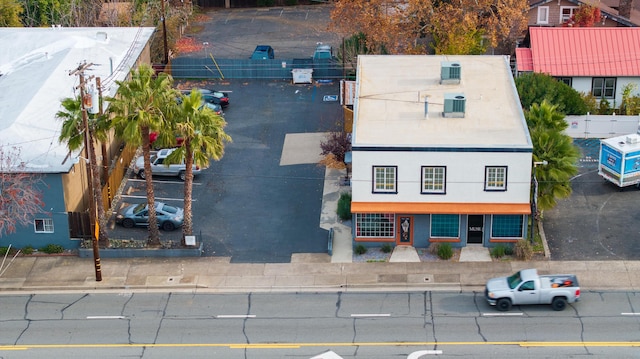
top-left (564, 114), bottom-right (640, 139)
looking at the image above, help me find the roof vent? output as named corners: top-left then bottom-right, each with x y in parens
top-left (96, 31), bottom-right (108, 42)
top-left (626, 135), bottom-right (638, 144)
top-left (443, 93), bottom-right (466, 118)
top-left (441, 61), bottom-right (461, 84)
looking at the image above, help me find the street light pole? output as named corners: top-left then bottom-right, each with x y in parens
top-left (530, 160), bottom-right (548, 244)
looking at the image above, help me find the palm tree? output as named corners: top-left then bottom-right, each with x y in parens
top-left (106, 64), bottom-right (179, 246)
top-left (525, 100), bottom-right (579, 211)
top-left (166, 90), bottom-right (231, 244)
top-left (56, 96), bottom-right (111, 247)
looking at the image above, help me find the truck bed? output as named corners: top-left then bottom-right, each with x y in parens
top-left (540, 274), bottom-right (579, 289)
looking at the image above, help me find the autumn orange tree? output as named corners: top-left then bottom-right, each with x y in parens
top-left (330, 0), bottom-right (528, 55)
top-left (0, 146), bottom-right (45, 237)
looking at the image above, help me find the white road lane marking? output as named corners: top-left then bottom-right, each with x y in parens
top-left (216, 315), bottom-right (256, 318)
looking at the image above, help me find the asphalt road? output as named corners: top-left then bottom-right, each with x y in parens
top-left (2, 291), bottom-right (640, 358)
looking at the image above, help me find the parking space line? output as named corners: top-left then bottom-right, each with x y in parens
top-left (120, 195), bottom-right (194, 202)
top-left (127, 178), bottom-right (202, 185)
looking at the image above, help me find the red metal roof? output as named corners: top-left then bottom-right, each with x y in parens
top-left (516, 48), bottom-right (533, 72)
top-left (528, 27), bottom-right (640, 76)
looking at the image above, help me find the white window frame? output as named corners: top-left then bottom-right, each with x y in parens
top-left (537, 6), bottom-right (549, 24)
top-left (372, 166), bottom-right (397, 193)
top-left (355, 213), bottom-right (396, 238)
top-left (560, 6), bottom-right (577, 23)
top-left (485, 166), bottom-right (507, 191)
top-left (34, 218), bottom-right (54, 233)
top-left (421, 166), bottom-right (446, 194)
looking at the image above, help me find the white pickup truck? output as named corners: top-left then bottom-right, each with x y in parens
top-left (485, 268), bottom-right (580, 311)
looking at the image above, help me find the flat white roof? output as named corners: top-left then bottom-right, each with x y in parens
top-left (0, 27), bottom-right (155, 173)
top-left (353, 55), bottom-right (531, 149)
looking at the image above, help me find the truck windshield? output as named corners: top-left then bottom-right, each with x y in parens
top-left (507, 272), bottom-right (522, 289)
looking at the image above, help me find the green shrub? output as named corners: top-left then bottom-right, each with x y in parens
top-left (0, 246), bottom-right (9, 256)
top-left (504, 245), bottom-right (514, 256)
top-left (257, 0), bottom-right (275, 6)
top-left (491, 244), bottom-right (508, 258)
top-left (515, 240), bottom-right (533, 260)
top-left (354, 244), bottom-right (367, 255)
top-left (21, 245), bottom-right (34, 255)
top-left (41, 244), bottom-right (64, 254)
top-left (437, 243), bottom-right (453, 260)
top-left (381, 243), bottom-right (393, 253)
top-left (337, 192), bottom-right (352, 220)
top-left (285, 0), bottom-right (298, 5)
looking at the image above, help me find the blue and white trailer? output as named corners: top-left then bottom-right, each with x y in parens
top-left (599, 133), bottom-right (640, 187)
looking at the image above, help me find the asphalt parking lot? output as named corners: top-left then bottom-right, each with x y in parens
top-left (110, 79), bottom-right (343, 263)
top-left (544, 139), bottom-right (640, 260)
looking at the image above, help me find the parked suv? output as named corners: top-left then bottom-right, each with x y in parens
top-left (251, 45), bottom-right (274, 59)
top-left (134, 148), bottom-right (201, 181)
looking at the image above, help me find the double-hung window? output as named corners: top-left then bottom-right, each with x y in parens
top-left (372, 166), bottom-right (397, 193)
top-left (592, 78), bottom-right (616, 99)
top-left (537, 7), bottom-right (549, 24)
top-left (421, 166), bottom-right (446, 194)
top-left (34, 218), bottom-right (54, 233)
top-left (485, 166), bottom-right (507, 191)
top-left (560, 6), bottom-right (577, 23)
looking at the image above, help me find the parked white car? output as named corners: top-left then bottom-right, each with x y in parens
top-left (134, 148), bottom-right (201, 181)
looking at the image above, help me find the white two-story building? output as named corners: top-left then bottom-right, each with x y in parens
top-left (351, 55), bottom-right (533, 248)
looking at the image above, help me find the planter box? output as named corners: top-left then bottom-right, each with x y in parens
top-left (78, 242), bottom-right (203, 258)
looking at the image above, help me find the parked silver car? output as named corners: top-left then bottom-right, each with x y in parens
top-left (115, 202), bottom-right (184, 231)
top-left (134, 148), bottom-right (201, 181)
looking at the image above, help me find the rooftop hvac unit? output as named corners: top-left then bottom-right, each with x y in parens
top-left (626, 135), bottom-right (639, 144)
top-left (441, 61), bottom-right (461, 83)
top-left (443, 93), bottom-right (466, 118)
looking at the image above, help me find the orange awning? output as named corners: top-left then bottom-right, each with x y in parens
top-left (351, 202), bottom-right (531, 215)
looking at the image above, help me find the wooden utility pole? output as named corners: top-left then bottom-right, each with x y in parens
top-left (70, 62), bottom-right (102, 282)
top-left (160, 0), bottom-right (169, 64)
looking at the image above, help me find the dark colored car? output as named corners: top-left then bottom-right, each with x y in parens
top-left (181, 88), bottom-right (228, 109)
top-left (115, 202), bottom-right (184, 231)
top-left (251, 45), bottom-right (274, 59)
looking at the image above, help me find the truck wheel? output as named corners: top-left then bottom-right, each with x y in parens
top-left (178, 171), bottom-right (186, 181)
top-left (496, 298), bottom-right (512, 311)
top-left (551, 297), bottom-right (567, 311)
top-left (138, 170), bottom-right (146, 180)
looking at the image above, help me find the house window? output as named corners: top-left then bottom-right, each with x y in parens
top-left (421, 166), bottom-right (446, 194)
top-left (560, 6), bottom-right (577, 23)
top-left (491, 215), bottom-right (524, 238)
top-left (372, 166), bottom-right (397, 193)
top-left (355, 213), bottom-right (395, 238)
top-left (485, 166), bottom-right (507, 191)
top-left (431, 214), bottom-right (460, 237)
top-left (537, 7), bottom-right (549, 24)
top-left (556, 77), bottom-right (572, 87)
top-left (592, 78), bottom-right (616, 99)
top-left (34, 218), bottom-right (54, 233)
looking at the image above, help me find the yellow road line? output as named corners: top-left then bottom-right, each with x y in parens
top-left (1, 341), bottom-right (640, 350)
